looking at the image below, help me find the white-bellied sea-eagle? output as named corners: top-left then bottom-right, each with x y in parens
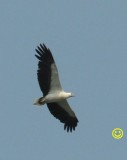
top-left (34, 44), bottom-right (79, 132)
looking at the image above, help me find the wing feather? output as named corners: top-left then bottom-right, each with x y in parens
top-left (35, 44), bottom-right (62, 95)
top-left (47, 100), bottom-right (78, 132)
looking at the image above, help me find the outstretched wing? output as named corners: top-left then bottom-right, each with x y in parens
top-left (35, 44), bottom-right (62, 96)
top-left (47, 100), bottom-right (79, 132)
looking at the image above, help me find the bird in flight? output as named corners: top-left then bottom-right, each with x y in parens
top-left (34, 44), bottom-right (79, 132)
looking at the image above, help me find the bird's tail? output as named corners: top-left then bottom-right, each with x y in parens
top-left (33, 97), bottom-right (46, 106)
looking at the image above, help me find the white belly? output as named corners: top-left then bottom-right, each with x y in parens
top-left (45, 91), bottom-right (71, 103)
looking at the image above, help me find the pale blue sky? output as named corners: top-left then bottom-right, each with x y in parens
top-left (0, 0), bottom-right (127, 159)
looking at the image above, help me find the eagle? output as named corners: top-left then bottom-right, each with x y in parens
top-left (34, 44), bottom-right (79, 132)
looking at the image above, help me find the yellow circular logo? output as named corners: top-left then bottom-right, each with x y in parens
top-left (112, 128), bottom-right (124, 139)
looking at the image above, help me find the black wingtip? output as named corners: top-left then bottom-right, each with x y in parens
top-left (41, 43), bottom-right (46, 49)
top-left (35, 43), bottom-right (54, 64)
top-left (35, 43), bottom-right (47, 60)
top-left (64, 119), bottom-right (78, 132)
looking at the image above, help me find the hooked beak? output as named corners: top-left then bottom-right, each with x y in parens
top-left (71, 93), bottom-right (75, 97)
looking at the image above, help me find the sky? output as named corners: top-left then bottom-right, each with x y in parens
top-left (0, 0), bottom-right (127, 159)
